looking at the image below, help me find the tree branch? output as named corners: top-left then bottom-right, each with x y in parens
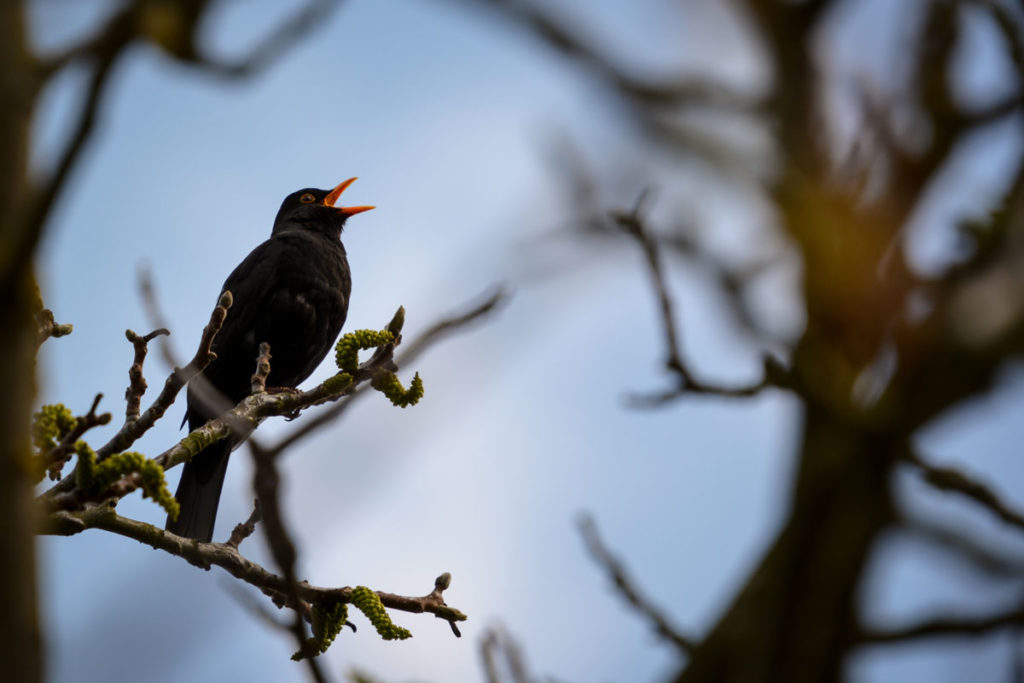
top-left (226, 499), bottom-right (262, 550)
top-left (40, 393), bottom-right (111, 481)
top-left (41, 506), bottom-right (467, 629)
top-left (184, 0), bottom-right (345, 79)
top-left (123, 327), bottom-right (171, 424)
top-left (578, 514), bottom-right (695, 654)
top-left (903, 450), bottom-right (1024, 532)
top-left (451, 0), bottom-right (758, 111)
top-left (858, 600), bottom-right (1024, 645)
top-left (610, 197), bottom-right (786, 405)
top-left (37, 292), bottom-right (230, 502)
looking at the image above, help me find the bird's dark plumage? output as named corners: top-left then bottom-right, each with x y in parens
top-left (167, 181), bottom-right (373, 541)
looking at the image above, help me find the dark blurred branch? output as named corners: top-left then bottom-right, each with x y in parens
top-left (900, 513), bottom-right (1024, 579)
top-left (11, 12), bottom-right (134, 295)
top-left (452, 0), bottom-right (758, 111)
top-left (19, 0), bottom-right (341, 295)
top-left (858, 599), bottom-right (1024, 644)
top-left (249, 436), bottom-right (303, 653)
top-left (185, 0), bottom-right (344, 79)
top-left (480, 626), bottom-right (533, 683)
top-left (904, 450), bottom-right (1024, 532)
top-left (579, 514), bottom-right (696, 654)
top-left (610, 198), bottom-right (784, 404)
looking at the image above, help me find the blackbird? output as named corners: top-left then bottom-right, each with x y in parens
top-left (166, 179), bottom-right (374, 542)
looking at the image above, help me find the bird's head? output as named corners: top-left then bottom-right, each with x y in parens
top-left (272, 178), bottom-right (374, 236)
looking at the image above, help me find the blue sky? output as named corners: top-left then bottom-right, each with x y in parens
top-left (30, 1), bottom-right (1024, 681)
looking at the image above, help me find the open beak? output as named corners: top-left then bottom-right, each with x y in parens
top-left (324, 177), bottom-right (375, 216)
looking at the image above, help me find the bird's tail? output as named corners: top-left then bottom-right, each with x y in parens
top-left (166, 438), bottom-right (233, 542)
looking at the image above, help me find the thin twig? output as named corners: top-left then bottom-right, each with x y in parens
top-left (480, 625), bottom-right (532, 683)
top-left (904, 450), bottom-right (1024, 532)
top-left (42, 394), bottom-right (111, 480)
top-left (226, 500), bottom-right (263, 549)
top-left (35, 308), bottom-right (73, 347)
top-left (124, 328), bottom-right (170, 424)
top-left (610, 198), bottom-right (781, 404)
top-left (188, 0), bottom-right (343, 80)
top-left (13, 10), bottom-right (135, 294)
top-left (578, 514), bottom-right (695, 654)
top-left (452, 0), bottom-right (758, 111)
top-left (858, 599), bottom-right (1024, 644)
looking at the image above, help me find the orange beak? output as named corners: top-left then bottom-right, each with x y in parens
top-left (324, 177), bottom-right (375, 217)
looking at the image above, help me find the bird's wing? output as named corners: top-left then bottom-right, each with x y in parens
top-left (185, 237), bottom-right (285, 424)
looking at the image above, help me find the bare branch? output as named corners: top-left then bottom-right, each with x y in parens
top-left (35, 308), bottom-right (73, 347)
top-left (99, 291), bottom-right (230, 459)
top-left (249, 438), bottom-right (301, 625)
top-left (124, 328), bottom-right (171, 424)
top-left (184, 0), bottom-right (344, 80)
top-left (578, 514), bottom-right (695, 654)
top-left (41, 394), bottom-right (111, 481)
top-left (13, 11), bottom-right (136, 294)
top-left (903, 450), bottom-right (1024, 532)
top-left (37, 292), bottom-right (231, 503)
top-left (610, 199), bottom-right (785, 404)
top-left (858, 600), bottom-right (1024, 645)
top-left (226, 500), bottom-right (262, 550)
top-left (900, 513), bottom-right (1024, 579)
top-left (40, 506), bottom-right (467, 628)
top-left (39, 309), bottom-right (395, 513)
top-left (480, 625), bottom-right (532, 683)
top-left (451, 0), bottom-right (758, 111)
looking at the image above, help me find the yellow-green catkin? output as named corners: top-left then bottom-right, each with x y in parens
top-left (320, 372), bottom-right (353, 396)
top-left (349, 586), bottom-right (412, 641)
top-left (32, 403), bottom-right (77, 453)
top-left (334, 329), bottom-right (394, 372)
top-left (76, 446), bottom-right (180, 520)
top-left (292, 601), bottom-right (348, 660)
top-left (371, 372), bottom-right (424, 408)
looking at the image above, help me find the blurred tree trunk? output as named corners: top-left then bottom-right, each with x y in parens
top-left (0, 3), bottom-right (43, 682)
top-left (677, 402), bottom-right (896, 683)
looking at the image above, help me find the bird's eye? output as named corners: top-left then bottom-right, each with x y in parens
top-left (300, 193), bottom-right (316, 204)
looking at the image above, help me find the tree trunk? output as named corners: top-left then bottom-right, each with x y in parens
top-left (676, 402), bottom-right (896, 683)
top-left (0, 3), bottom-right (43, 681)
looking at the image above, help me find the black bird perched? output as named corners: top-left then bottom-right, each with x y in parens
top-left (167, 179), bottom-right (374, 542)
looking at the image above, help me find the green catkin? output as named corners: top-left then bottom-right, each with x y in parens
top-left (320, 372), bottom-right (353, 396)
top-left (76, 445), bottom-right (180, 520)
top-left (349, 586), bottom-right (412, 641)
top-left (31, 404), bottom-right (77, 453)
top-left (371, 372), bottom-right (424, 408)
top-left (292, 602), bottom-right (349, 660)
top-left (334, 329), bottom-right (394, 372)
